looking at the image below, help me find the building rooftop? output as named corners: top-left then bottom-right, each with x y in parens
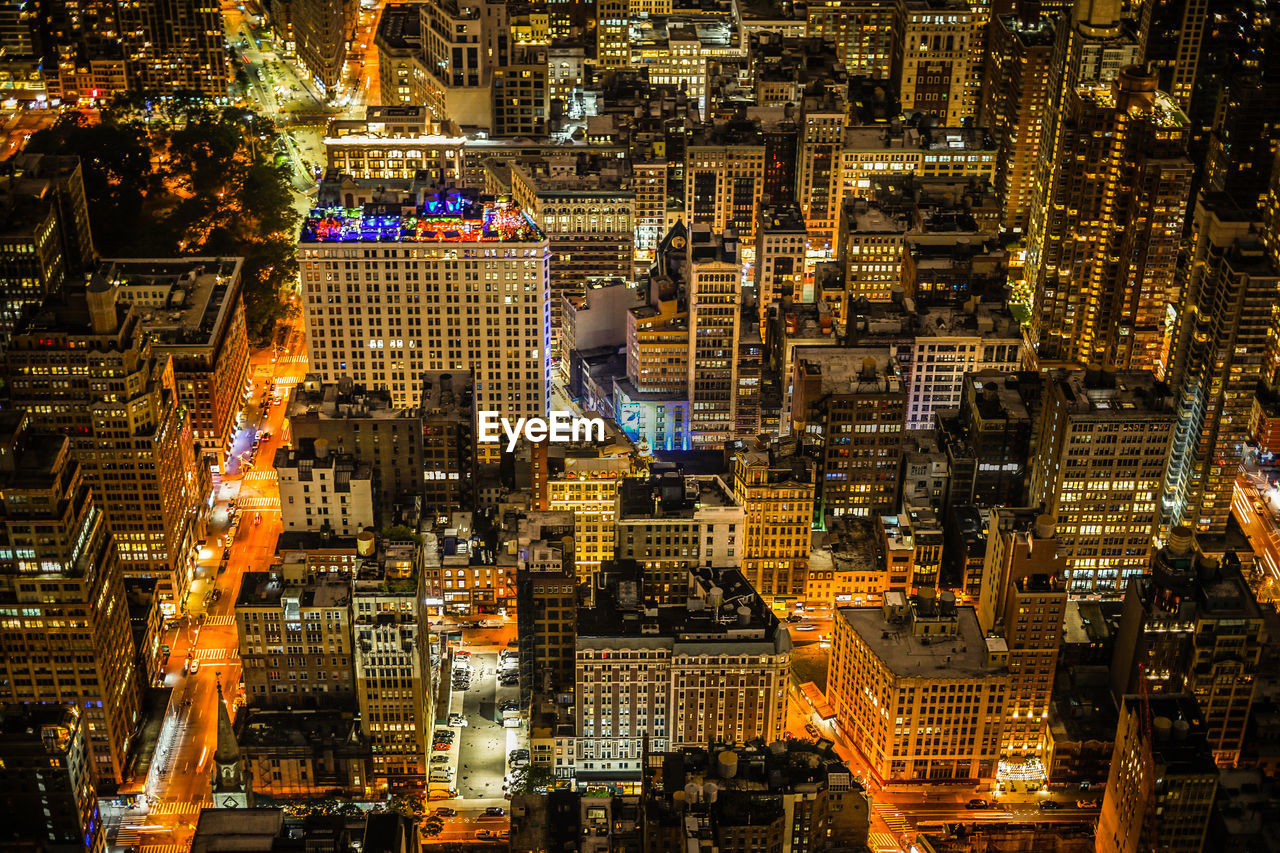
top-left (237, 708), bottom-right (362, 750)
top-left (94, 257), bottom-right (243, 347)
top-left (235, 572), bottom-right (352, 609)
top-left (1051, 369), bottom-right (1175, 418)
top-left (288, 375), bottom-right (422, 421)
top-left (794, 346), bottom-right (903, 396)
top-left (837, 601), bottom-right (1002, 679)
top-left (617, 467), bottom-right (739, 520)
top-left (300, 187), bottom-right (544, 244)
top-left (1124, 694), bottom-right (1218, 776)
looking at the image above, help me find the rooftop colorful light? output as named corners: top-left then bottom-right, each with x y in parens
top-left (300, 199), bottom-right (544, 244)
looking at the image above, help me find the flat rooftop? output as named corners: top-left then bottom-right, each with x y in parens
top-left (836, 604), bottom-right (1002, 679)
top-left (300, 196), bottom-right (544, 244)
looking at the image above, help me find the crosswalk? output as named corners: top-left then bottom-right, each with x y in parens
top-left (869, 831), bottom-right (902, 852)
top-left (203, 615), bottom-right (235, 627)
top-left (243, 470), bottom-right (278, 482)
top-left (236, 496), bottom-right (281, 510)
top-left (114, 813), bottom-right (144, 847)
top-left (140, 845), bottom-right (188, 853)
top-left (193, 648), bottom-right (238, 661)
top-left (151, 802), bottom-right (203, 816)
top-left (875, 803), bottom-right (912, 836)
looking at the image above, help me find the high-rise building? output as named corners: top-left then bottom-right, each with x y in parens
top-left (0, 170), bottom-right (73, 336)
top-left (574, 565), bottom-right (790, 787)
top-left (533, 444), bottom-right (637, 582)
top-left (980, 12), bottom-right (1057, 235)
top-left (937, 371), bottom-right (1041, 512)
top-left (298, 185), bottom-right (550, 459)
top-left (5, 280), bottom-right (205, 602)
top-left (1097, 694), bottom-right (1219, 853)
top-left (614, 467), bottom-right (745, 606)
top-left (828, 593), bottom-right (1008, 785)
top-left (1111, 529), bottom-right (1265, 767)
top-left (685, 119), bottom-right (767, 237)
top-left (836, 196), bottom-right (909, 306)
top-left (8, 153), bottom-right (95, 276)
top-left (324, 106), bottom-right (467, 183)
top-left (492, 46), bottom-right (549, 137)
top-left (805, 0), bottom-right (896, 77)
top-left (1029, 369), bottom-right (1175, 594)
top-left (790, 346), bottom-right (905, 518)
top-left (595, 0), bottom-right (630, 68)
top-left (797, 90), bottom-right (848, 250)
top-left (352, 538), bottom-right (432, 790)
top-left (120, 0), bottom-right (229, 96)
top-left (294, 0), bottom-right (351, 96)
top-left (754, 204), bottom-right (808, 322)
top-left (93, 258), bottom-right (251, 472)
top-left (276, 439), bottom-right (375, 536)
top-left (0, 421), bottom-right (141, 788)
top-left (976, 511), bottom-right (1068, 765)
top-left (0, 704), bottom-right (104, 853)
top-left (514, 513), bottom-right (577, 699)
top-left (686, 227), bottom-right (743, 446)
top-left (1029, 66), bottom-right (1193, 374)
top-left (893, 0), bottom-right (979, 123)
top-left (729, 438), bottom-right (815, 603)
top-left (1163, 195), bottom-right (1279, 536)
top-left (235, 570), bottom-right (356, 707)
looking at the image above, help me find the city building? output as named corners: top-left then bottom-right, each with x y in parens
top-left (574, 565), bottom-right (791, 788)
top-left (120, 0), bottom-right (229, 97)
top-left (937, 371), bottom-right (1040, 513)
top-left (0, 165), bottom-right (77, 336)
top-left (840, 125), bottom-right (998, 199)
top-left (1111, 529), bottom-right (1265, 767)
top-left (893, 0), bottom-right (979, 123)
top-left (805, 0), bottom-right (895, 78)
top-left (614, 465), bottom-right (745, 606)
top-left (827, 592), bottom-right (1008, 785)
top-left (640, 742), bottom-right (870, 852)
top-left (837, 196), bottom-right (909, 305)
top-left (294, 0), bottom-right (350, 96)
top-left (1028, 66), bottom-right (1193, 375)
top-left (0, 420), bottom-right (141, 787)
top-left (515, 512), bottom-right (577, 699)
top-left (1163, 196), bottom-right (1280, 536)
top-left (807, 514), bottom-right (886, 606)
top-left (1096, 694), bottom-right (1219, 853)
top-left (491, 46), bottom-right (549, 137)
top-left (685, 119), bottom-right (766, 236)
top-left (298, 184), bottom-right (550, 460)
top-left (324, 106), bottom-right (466, 183)
top-left (533, 442), bottom-right (637, 582)
top-left (0, 704), bottom-right (103, 853)
top-left (5, 279), bottom-right (205, 604)
top-left (235, 569), bottom-right (356, 707)
top-left (276, 438), bottom-right (376, 536)
top-left (754, 204), bottom-right (808, 321)
top-left (237, 708), bottom-right (368, 799)
top-left (1028, 369), bottom-right (1175, 593)
top-left (729, 437), bottom-right (815, 602)
top-left (790, 346), bottom-right (905, 518)
top-left (352, 538), bottom-right (432, 789)
top-left (93, 258), bottom-right (251, 471)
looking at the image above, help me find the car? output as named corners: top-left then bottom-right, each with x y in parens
top-left (1038, 800), bottom-right (1061, 810)
top-left (484, 807), bottom-right (506, 817)
top-left (222, 548), bottom-right (231, 561)
top-left (434, 728), bottom-right (454, 737)
top-left (804, 723), bottom-right (821, 738)
top-left (475, 830), bottom-right (496, 840)
top-left (454, 650), bottom-right (472, 659)
top-left (434, 807), bottom-right (457, 817)
top-left (966, 799), bottom-right (989, 809)
top-left (499, 700), bottom-right (520, 711)
top-left (1253, 499), bottom-right (1266, 514)
top-left (448, 714), bottom-right (468, 727)
top-left (189, 659), bottom-right (200, 674)
top-left (794, 624), bottom-right (818, 632)
top-left (785, 614), bottom-right (804, 623)
top-left (1077, 800), bottom-right (1100, 809)
top-left (430, 754), bottom-right (450, 764)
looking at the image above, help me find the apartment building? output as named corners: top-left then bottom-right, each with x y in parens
top-left (276, 439), bottom-right (376, 536)
top-left (325, 106), bottom-right (466, 183)
top-left (729, 438), bottom-right (815, 602)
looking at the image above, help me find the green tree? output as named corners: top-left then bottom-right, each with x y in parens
top-left (508, 765), bottom-right (557, 796)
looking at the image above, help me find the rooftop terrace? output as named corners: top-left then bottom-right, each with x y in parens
top-left (300, 195), bottom-right (544, 244)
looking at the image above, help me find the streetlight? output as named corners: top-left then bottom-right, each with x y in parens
top-left (245, 113), bottom-right (256, 161)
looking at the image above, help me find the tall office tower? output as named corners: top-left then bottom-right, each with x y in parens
top-left (8, 154), bottom-right (95, 275)
top-left (641, 743), bottom-right (870, 852)
top-left (1163, 197), bottom-right (1280, 535)
top-left (294, 0), bottom-right (351, 96)
top-left (514, 514), bottom-right (577, 699)
top-left (1028, 369), bottom-right (1175, 594)
top-left (94, 259), bottom-right (250, 471)
top-left (759, 113), bottom-right (799, 208)
top-left (0, 422), bottom-right (141, 788)
top-left (685, 119), bottom-right (766, 238)
top-left (893, 0), bottom-right (979, 123)
top-left (1029, 67), bottom-right (1193, 374)
top-left (614, 467), bottom-right (744, 606)
top-left (736, 312), bottom-right (763, 438)
top-left (492, 47), bottom-right (548, 137)
top-left (797, 90), bottom-right (848, 251)
top-left (575, 566), bottom-right (789, 787)
top-left (5, 281), bottom-right (204, 601)
top-left (980, 12), bottom-right (1056, 235)
top-left (937, 370), bottom-right (1041, 511)
top-left (791, 347), bottom-right (905, 518)
top-left (533, 445), bottom-right (636, 583)
top-left (1097, 694), bottom-right (1218, 853)
top-left (0, 704), bottom-right (104, 853)
top-left (805, 0), bottom-right (896, 77)
top-left (686, 227), bottom-right (742, 447)
top-left (837, 196), bottom-right (909, 305)
top-left (236, 570), bottom-right (355, 707)
top-left (1111, 529), bottom-right (1265, 767)
top-left (754, 204), bottom-right (807, 322)
top-left (352, 539), bottom-right (431, 790)
top-left (1204, 72), bottom-right (1280, 210)
top-left (633, 159), bottom-right (668, 259)
top-left (595, 0), bottom-right (630, 67)
top-left (119, 0), bottom-right (229, 96)
top-left (976, 512), bottom-right (1068, 762)
top-left (729, 438), bottom-right (815, 603)
top-left (298, 186), bottom-right (550, 459)
top-left (1139, 0), bottom-right (1215, 113)
top-left (0, 170), bottom-right (78, 336)
top-left (828, 593), bottom-right (1008, 785)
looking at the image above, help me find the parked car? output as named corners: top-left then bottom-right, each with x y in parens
top-left (448, 714), bottom-right (468, 727)
top-left (189, 660), bottom-right (200, 674)
top-left (1038, 800), bottom-right (1061, 810)
top-left (966, 799), bottom-right (989, 810)
top-left (484, 807), bottom-right (506, 817)
top-left (785, 614), bottom-right (804, 623)
top-left (431, 754), bottom-right (450, 764)
top-left (499, 700), bottom-right (520, 712)
top-left (433, 807), bottom-right (457, 817)
top-left (804, 723), bottom-right (821, 738)
top-left (222, 548), bottom-right (232, 561)
top-left (475, 830), bottom-right (495, 840)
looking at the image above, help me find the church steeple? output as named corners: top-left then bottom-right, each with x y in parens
top-left (211, 678), bottom-right (252, 808)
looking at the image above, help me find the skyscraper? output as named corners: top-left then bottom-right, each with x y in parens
top-left (687, 227), bottom-right (742, 446)
top-left (0, 420), bottom-right (141, 787)
top-left (1163, 195), bottom-right (1279, 535)
top-left (729, 438), bottom-right (815, 602)
top-left (1029, 66), bottom-right (1193, 374)
top-left (293, 0), bottom-right (351, 97)
top-left (298, 185), bottom-right (550, 460)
